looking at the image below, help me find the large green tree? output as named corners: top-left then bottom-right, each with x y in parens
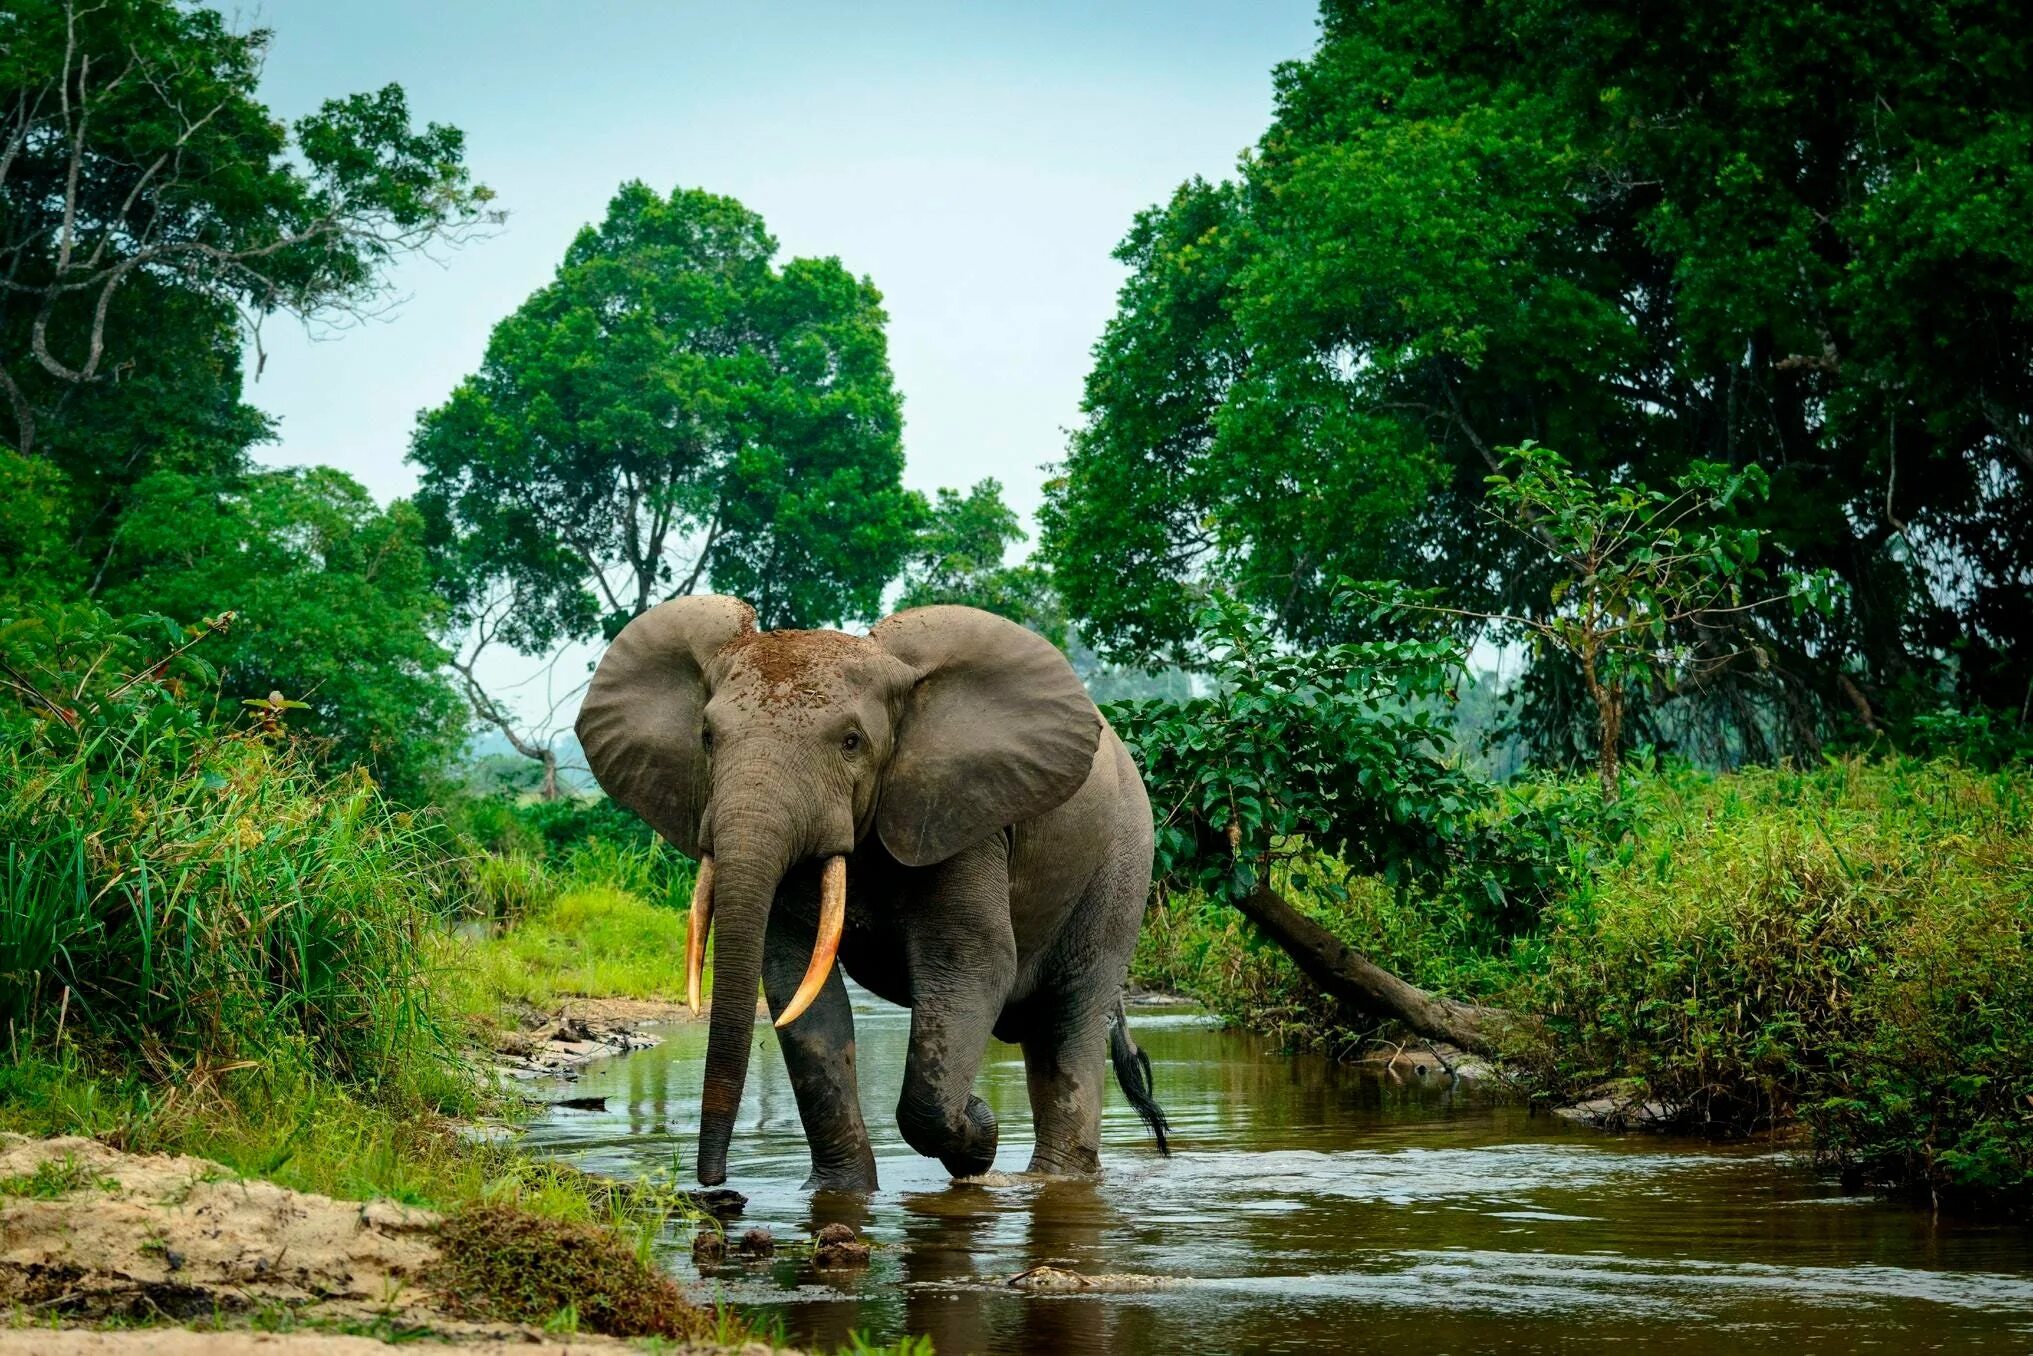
top-left (0, 0), bottom-right (491, 563)
top-left (412, 181), bottom-right (920, 786)
top-left (1043, 0), bottom-right (2032, 758)
top-left (895, 479), bottom-right (1065, 646)
top-left (101, 468), bottom-right (466, 800)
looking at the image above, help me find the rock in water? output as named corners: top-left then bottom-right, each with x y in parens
top-left (1007, 1264), bottom-right (1173, 1293)
top-left (813, 1221), bottom-right (871, 1268)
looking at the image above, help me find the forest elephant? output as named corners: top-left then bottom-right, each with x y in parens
top-left (575, 597), bottom-right (1170, 1190)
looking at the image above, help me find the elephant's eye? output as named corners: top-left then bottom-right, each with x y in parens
top-left (700, 727), bottom-right (714, 753)
top-left (841, 731), bottom-right (862, 754)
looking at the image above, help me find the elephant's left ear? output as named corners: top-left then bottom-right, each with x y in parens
top-left (870, 606), bottom-right (1101, 867)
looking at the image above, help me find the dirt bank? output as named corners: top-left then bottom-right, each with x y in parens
top-left (0, 1135), bottom-right (773, 1353)
top-left (484, 996), bottom-right (696, 1080)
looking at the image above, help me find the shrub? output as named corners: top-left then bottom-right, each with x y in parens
top-left (0, 604), bottom-right (460, 1094)
top-left (1506, 758), bottom-right (2033, 1200)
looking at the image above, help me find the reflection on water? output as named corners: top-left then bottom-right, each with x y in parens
top-left (522, 988), bottom-right (2033, 1354)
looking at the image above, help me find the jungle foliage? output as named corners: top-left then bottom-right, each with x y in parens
top-left (0, 0), bottom-right (2026, 1219)
top-left (1044, 0), bottom-right (2033, 763)
top-left (412, 181), bottom-right (921, 647)
top-left (1135, 756), bottom-right (2033, 1201)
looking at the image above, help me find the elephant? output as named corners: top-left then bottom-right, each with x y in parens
top-left (575, 595), bottom-right (1171, 1190)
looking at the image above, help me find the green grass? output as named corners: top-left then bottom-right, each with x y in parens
top-left (2, 730), bottom-right (458, 1099)
top-left (437, 884), bottom-right (701, 1023)
top-left (0, 1151), bottom-right (115, 1198)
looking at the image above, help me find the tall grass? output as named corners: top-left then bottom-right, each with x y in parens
top-left (2, 729), bottom-right (458, 1091)
top-left (1, 605), bottom-right (462, 1100)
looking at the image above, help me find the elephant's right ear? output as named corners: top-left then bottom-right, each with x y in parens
top-left (576, 595), bottom-right (755, 857)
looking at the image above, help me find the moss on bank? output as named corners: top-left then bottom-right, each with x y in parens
top-left (431, 1204), bottom-right (714, 1340)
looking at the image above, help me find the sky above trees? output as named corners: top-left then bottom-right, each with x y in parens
top-left (245, 0), bottom-right (1317, 527)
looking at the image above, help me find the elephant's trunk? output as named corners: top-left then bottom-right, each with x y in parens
top-left (694, 808), bottom-right (794, 1187)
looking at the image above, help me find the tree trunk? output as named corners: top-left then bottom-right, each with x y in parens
top-left (1233, 880), bottom-right (1513, 1056)
top-left (1595, 689), bottom-right (1622, 801)
top-left (538, 748), bottom-right (560, 802)
top-left (1580, 645), bottom-right (1622, 801)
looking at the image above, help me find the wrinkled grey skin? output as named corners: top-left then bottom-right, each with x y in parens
top-left (576, 597), bottom-right (1156, 1190)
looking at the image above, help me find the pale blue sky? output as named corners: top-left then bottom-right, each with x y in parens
top-left (247, 1), bottom-right (1319, 532)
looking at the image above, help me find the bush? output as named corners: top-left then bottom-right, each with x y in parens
top-left (1506, 758), bottom-right (2033, 1201)
top-left (1, 604), bottom-right (459, 1095)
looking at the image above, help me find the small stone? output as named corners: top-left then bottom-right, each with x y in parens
top-left (739, 1226), bottom-right (775, 1258)
top-left (690, 1229), bottom-right (725, 1263)
top-left (697, 1187), bottom-right (748, 1218)
top-left (813, 1222), bottom-right (870, 1268)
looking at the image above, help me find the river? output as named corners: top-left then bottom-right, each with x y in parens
top-left (522, 989), bottom-right (2033, 1354)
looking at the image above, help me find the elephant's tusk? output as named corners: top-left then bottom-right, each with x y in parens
top-left (775, 855), bottom-right (845, 1028)
top-left (686, 856), bottom-right (715, 1016)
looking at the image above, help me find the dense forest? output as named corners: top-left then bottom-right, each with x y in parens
top-left (1, 0), bottom-right (2029, 1347)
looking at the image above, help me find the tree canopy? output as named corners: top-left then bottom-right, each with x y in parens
top-left (412, 181), bottom-right (920, 652)
top-left (1042, 0), bottom-right (2033, 758)
top-left (0, 0), bottom-right (486, 798)
top-left (895, 479), bottom-right (1065, 646)
top-left (101, 468), bottom-right (466, 800)
top-left (0, 0), bottom-right (492, 466)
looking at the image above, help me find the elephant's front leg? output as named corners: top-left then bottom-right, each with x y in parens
top-left (763, 907), bottom-right (878, 1192)
top-left (896, 839), bottom-right (1017, 1179)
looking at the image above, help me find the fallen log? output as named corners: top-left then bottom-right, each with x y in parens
top-left (1234, 881), bottom-right (1514, 1056)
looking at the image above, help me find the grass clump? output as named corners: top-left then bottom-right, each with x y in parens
top-left (438, 884), bottom-right (697, 1022)
top-left (0, 1152), bottom-right (113, 1198)
top-left (430, 1203), bottom-right (714, 1340)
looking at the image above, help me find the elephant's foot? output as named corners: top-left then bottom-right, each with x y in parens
top-left (802, 1161), bottom-right (879, 1194)
top-left (900, 1092), bottom-right (999, 1178)
top-left (1024, 1141), bottom-right (1101, 1177)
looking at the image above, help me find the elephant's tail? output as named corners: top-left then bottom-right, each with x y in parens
top-left (1109, 996), bottom-right (1171, 1155)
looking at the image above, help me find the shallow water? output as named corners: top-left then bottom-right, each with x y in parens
top-left (523, 990), bottom-right (2033, 1354)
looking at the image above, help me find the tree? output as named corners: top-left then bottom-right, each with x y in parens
top-left (1109, 593), bottom-right (1511, 1052)
top-left (101, 468), bottom-right (466, 800)
top-left (0, 0), bottom-right (493, 453)
top-left (1043, 0), bottom-right (2033, 754)
top-left (1397, 445), bottom-right (1800, 798)
top-left (412, 181), bottom-right (921, 791)
top-left (896, 479), bottom-right (1065, 646)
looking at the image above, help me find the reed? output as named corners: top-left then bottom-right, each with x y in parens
top-left (1, 723), bottom-right (457, 1094)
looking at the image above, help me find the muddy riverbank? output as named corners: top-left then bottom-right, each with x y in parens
top-left (0, 1134), bottom-right (767, 1353)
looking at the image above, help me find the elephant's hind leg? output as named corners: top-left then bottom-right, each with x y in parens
top-left (763, 909), bottom-right (878, 1192)
top-left (1020, 1008), bottom-right (1109, 1176)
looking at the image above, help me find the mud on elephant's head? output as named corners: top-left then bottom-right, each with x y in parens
top-left (574, 596), bottom-right (1100, 1183)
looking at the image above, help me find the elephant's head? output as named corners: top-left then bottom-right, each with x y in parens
top-left (575, 597), bottom-right (1100, 1184)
